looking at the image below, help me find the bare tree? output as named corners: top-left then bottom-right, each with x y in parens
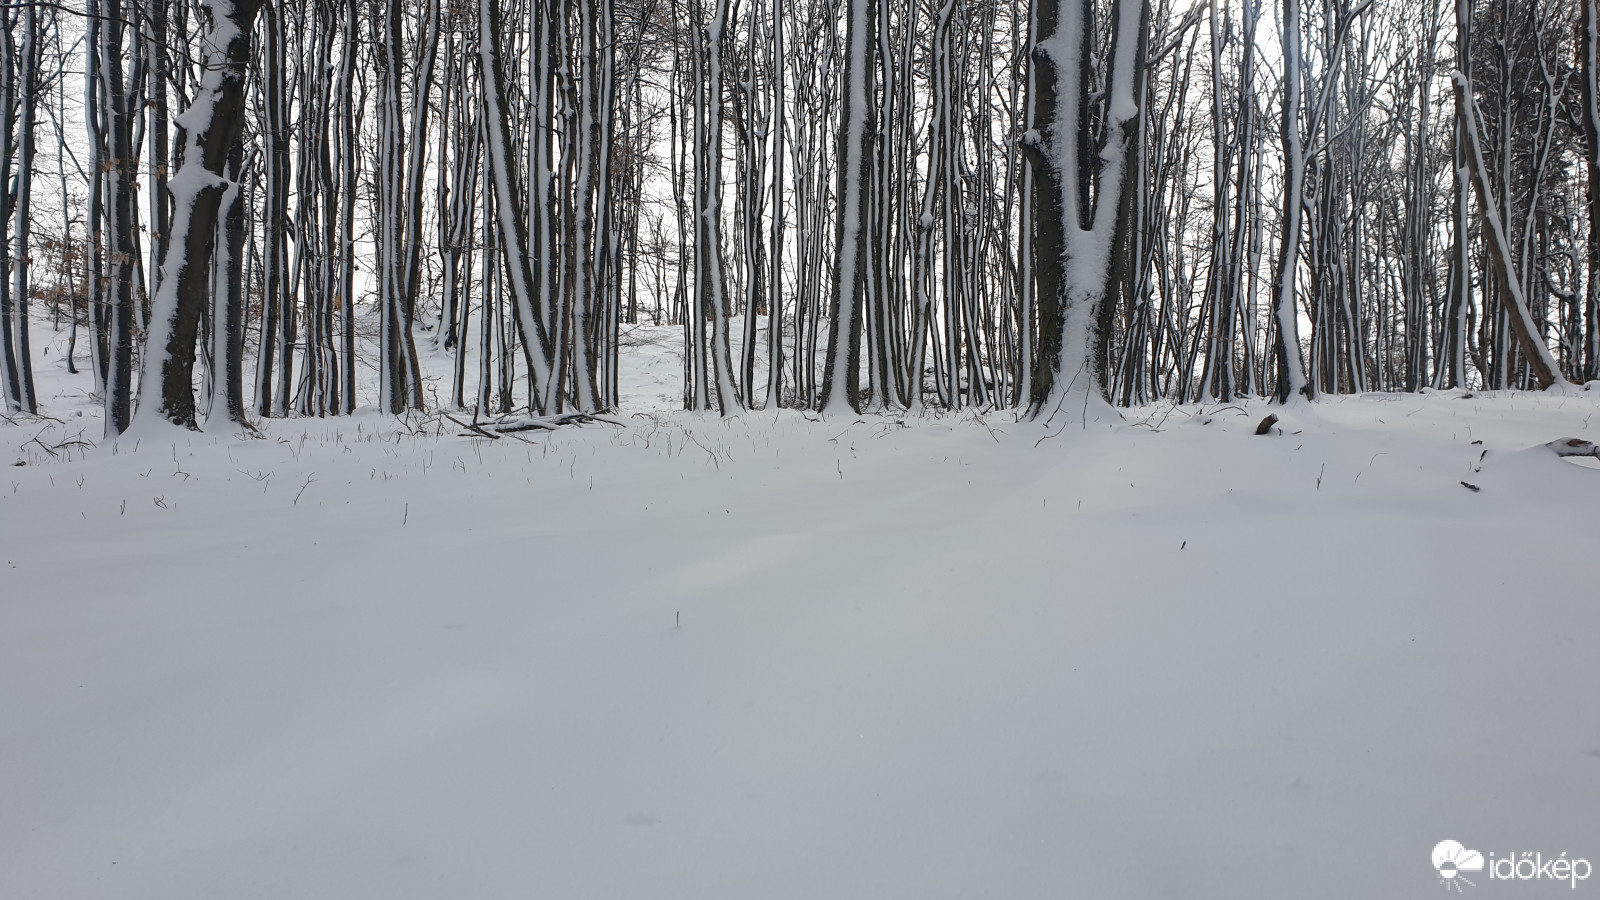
top-left (136, 0), bottom-right (267, 430)
top-left (1025, 0), bottom-right (1149, 417)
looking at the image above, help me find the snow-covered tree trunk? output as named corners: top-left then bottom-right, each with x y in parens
top-left (134, 0), bottom-right (263, 430)
top-left (14, 4), bottom-right (39, 411)
top-left (886, 0), bottom-right (920, 407)
top-left (820, 0), bottom-right (876, 415)
top-left (1403, 0), bottom-right (1441, 391)
top-left (132, 0), bottom-right (262, 425)
top-left (1200, 0), bottom-right (1235, 402)
top-left (479, 0), bottom-right (555, 413)
top-left (1013, 0), bottom-right (1036, 409)
top-left (439, 34), bottom-right (481, 404)
top-left (685, 7), bottom-right (709, 411)
top-left (689, 0), bottom-right (741, 415)
top-left (935, 1), bottom-right (961, 409)
top-left (1268, 0), bottom-right (1311, 401)
top-left (207, 149), bottom-right (246, 426)
top-left (399, 0), bottom-right (440, 410)
top-left (1437, 0), bottom-right (1473, 391)
top-left (739, 0), bottom-right (769, 407)
top-left (82, 0), bottom-right (108, 398)
top-left (863, 0), bottom-right (898, 411)
top-left (1581, 0), bottom-right (1600, 382)
top-left (1237, 0), bottom-right (1264, 397)
top-left (593, 0), bottom-right (621, 410)
top-left (376, 0), bottom-right (414, 415)
top-left (908, 0), bottom-right (950, 413)
top-left (764, 0), bottom-right (788, 410)
top-left (570, 0), bottom-right (604, 413)
top-left (1024, 0), bottom-right (1147, 421)
top-left (0, 17), bottom-right (19, 413)
top-left (479, 135), bottom-right (497, 415)
top-left (531, 1), bottom-right (560, 411)
top-left (1452, 66), bottom-right (1567, 390)
top-left (0, 4), bottom-right (39, 414)
top-left (253, 2), bottom-right (288, 417)
top-left (706, 0), bottom-right (741, 414)
top-left (337, 0), bottom-right (357, 415)
top-left (446, 97), bottom-right (481, 405)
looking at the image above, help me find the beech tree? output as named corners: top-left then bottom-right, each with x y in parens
top-left (1451, 4), bottom-right (1565, 389)
top-left (1024, 0), bottom-right (1148, 418)
top-left (1584, 0), bottom-right (1600, 382)
top-left (0, 0), bottom-right (1592, 433)
top-left (0, 1), bottom-right (41, 414)
top-left (135, 0), bottom-right (266, 431)
top-left (820, 0), bottom-right (875, 415)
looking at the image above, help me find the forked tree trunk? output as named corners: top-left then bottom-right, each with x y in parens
top-left (1025, 0), bottom-right (1147, 420)
top-left (135, 0), bottom-right (266, 430)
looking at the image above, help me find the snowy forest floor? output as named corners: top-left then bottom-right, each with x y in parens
top-left (3, 318), bottom-right (1599, 898)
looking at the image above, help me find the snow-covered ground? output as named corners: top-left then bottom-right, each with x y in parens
top-left (3, 322), bottom-right (1598, 898)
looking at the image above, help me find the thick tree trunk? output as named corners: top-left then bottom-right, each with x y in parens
top-left (1025, 0), bottom-right (1146, 420)
top-left (377, 0), bottom-right (410, 414)
top-left (820, 0), bottom-right (876, 415)
top-left (135, 0), bottom-right (266, 430)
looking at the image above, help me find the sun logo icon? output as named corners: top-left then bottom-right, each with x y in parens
top-left (1433, 840), bottom-right (1485, 891)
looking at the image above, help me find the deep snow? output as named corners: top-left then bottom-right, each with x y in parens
top-left (2, 322), bottom-right (1598, 899)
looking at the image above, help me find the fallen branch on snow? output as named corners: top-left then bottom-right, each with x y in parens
top-left (20, 427), bottom-right (94, 458)
top-left (443, 411), bottom-right (626, 439)
top-left (1546, 438), bottom-right (1600, 459)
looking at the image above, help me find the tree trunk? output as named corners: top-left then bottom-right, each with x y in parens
top-left (135, 0), bottom-right (266, 430)
top-left (479, 0), bottom-right (555, 413)
top-left (1452, 67), bottom-right (1565, 389)
top-left (104, 0), bottom-right (139, 433)
top-left (1269, 0), bottom-right (1311, 401)
top-left (1581, 0), bottom-right (1600, 382)
top-left (1026, 0), bottom-right (1147, 419)
top-left (820, 0), bottom-right (876, 415)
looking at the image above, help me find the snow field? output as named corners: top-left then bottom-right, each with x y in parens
top-left (2, 325), bottom-right (1598, 898)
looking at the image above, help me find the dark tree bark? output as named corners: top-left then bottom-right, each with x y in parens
top-left (1025, 0), bottom-right (1147, 417)
top-left (820, 0), bottom-right (877, 415)
top-left (1581, 0), bottom-right (1600, 381)
top-left (135, 0), bottom-right (266, 430)
top-left (103, 0), bottom-right (138, 434)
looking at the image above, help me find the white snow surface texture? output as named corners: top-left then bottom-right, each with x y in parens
top-left (3, 324), bottom-right (1599, 899)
